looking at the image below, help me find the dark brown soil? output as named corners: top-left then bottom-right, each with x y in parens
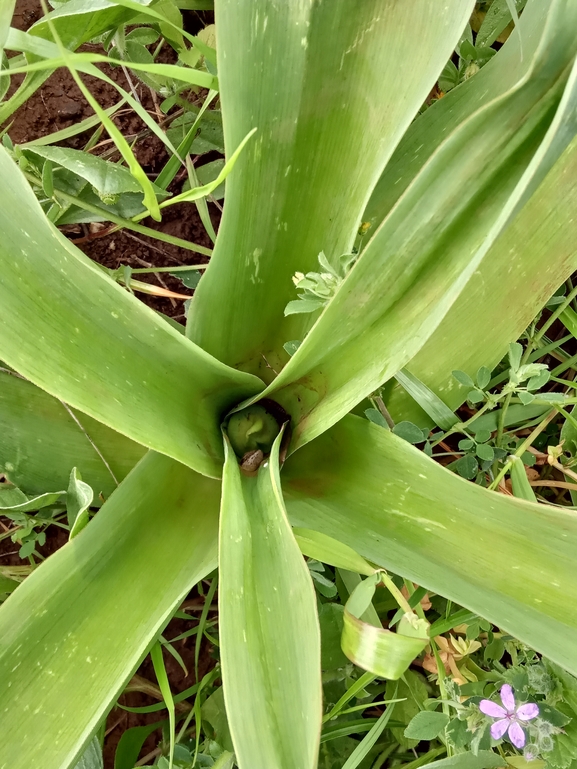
top-left (2, 2), bottom-right (220, 765)
top-left (103, 598), bottom-right (218, 767)
top-left (5, 0), bottom-right (219, 319)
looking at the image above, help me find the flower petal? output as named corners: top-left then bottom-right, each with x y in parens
top-left (516, 703), bottom-right (539, 721)
top-left (491, 719), bottom-right (510, 740)
top-left (480, 700), bottom-right (507, 718)
top-left (509, 721), bottom-right (526, 748)
top-left (500, 684), bottom-right (516, 712)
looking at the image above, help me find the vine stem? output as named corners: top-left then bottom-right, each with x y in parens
top-left (489, 408), bottom-right (558, 491)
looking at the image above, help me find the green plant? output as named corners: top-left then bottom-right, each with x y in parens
top-left (2, 1), bottom-right (577, 768)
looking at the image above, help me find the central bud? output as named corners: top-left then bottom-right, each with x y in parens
top-left (225, 400), bottom-right (290, 474)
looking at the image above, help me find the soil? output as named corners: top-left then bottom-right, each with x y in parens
top-left (5, 0), bottom-right (219, 319)
top-left (2, 1), bottom-right (220, 764)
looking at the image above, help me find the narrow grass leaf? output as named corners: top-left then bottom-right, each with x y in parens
top-left (0, 0), bottom-right (157, 130)
top-left (395, 370), bottom-right (459, 431)
top-left (34, 15), bottom-right (161, 220)
top-left (155, 89), bottom-right (218, 190)
top-left (159, 128), bottom-right (256, 208)
top-left (21, 99), bottom-right (127, 147)
top-left (194, 577), bottom-right (217, 681)
top-left (150, 643), bottom-right (176, 769)
top-left (341, 697), bottom-right (398, 769)
top-left (4, 42), bottom-right (216, 90)
top-left (6, 30), bottom-right (186, 161)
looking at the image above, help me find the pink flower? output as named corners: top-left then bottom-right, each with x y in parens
top-left (479, 684), bottom-right (539, 749)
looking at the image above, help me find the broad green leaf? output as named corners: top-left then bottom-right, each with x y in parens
top-left (165, 107), bottom-right (224, 156)
top-left (283, 415), bottom-right (577, 677)
top-left (0, 487), bottom-right (64, 513)
top-left (0, 371), bottom-right (145, 499)
top-left (388, 135), bottom-right (577, 426)
top-left (293, 528), bottom-right (375, 577)
top-left (73, 738), bottom-right (103, 769)
top-left (476, 0), bottom-right (527, 48)
top-left (421, 753), bottom-right (506, 769)
top-left (114, 722), bottom-right (165, 769)
top-left (0, 148), bottom-right (263, 479)
top-left (350, 1), bottom-right (577, 426)
top-left (186, 0), bottom-right (476, 378)
top-left (264, 0), bottom-right (577, 451)
top-left (67, 467), bottom-right (94, 538)
top-left (0, 452), bottom-right (220, 769)
top-left (509, 456), bottom-right (538, 502)
top-left (23, 145), bottom-right (147, 200)
top-left (219, 434), bottom-right (321, 769)
top-left (30, 0), bottom-right (153, 49)
top-left (404, 711), bottom-right (450, 742)
top-left (0, 0), bottom-right (15, 50)
top-left (363, 0), bottom-right (542, 235)
top-left (341, 573), bottom-right (429, 680)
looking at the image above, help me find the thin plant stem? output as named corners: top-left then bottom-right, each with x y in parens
top-left (431, 400), bottom-right (496, 448)
top-left (379, 572), bottom-right (413, 616)
top-left (374, 395), bottom-right (395, 429)
top-left (58, 401), bottom-right (119, 486)
top-left (129, 264), bottom-right (208, 274)
top-left (23, 172), bottom-right (213, 256)
top-left (490, 408), bottom-right (558, 490)
top-left (533, 284), bottom-right (577, 346)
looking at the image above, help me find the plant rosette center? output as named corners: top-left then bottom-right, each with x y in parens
top-left (225, 401), bottom-right (289, 474)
